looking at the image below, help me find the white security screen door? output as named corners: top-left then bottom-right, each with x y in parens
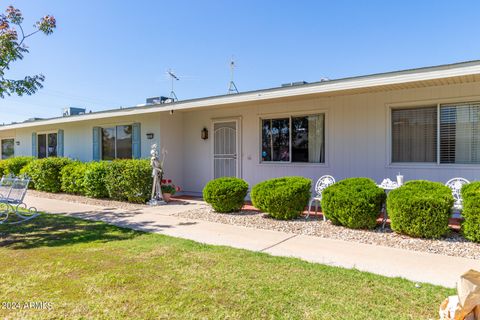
top-left (213, 121), bottom-right (238, 178)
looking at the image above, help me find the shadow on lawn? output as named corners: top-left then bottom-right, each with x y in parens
top-left (0, 213), bottom-right (143, 250)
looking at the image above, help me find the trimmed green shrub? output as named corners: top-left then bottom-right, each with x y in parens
top-left (461, 182), bottom-right (480, 242)
top-left (83, 161), bottom-right (111, 198)
top-left (251, 176), bottom-right (311, 220)
top-left (61, 162), bottom-right (87, 195)
top-left (21, 157), bottom-right (73, 193)
top-left (0, 161), bottom-right (6, 177)
top-left (387, 180), bottom-right (453, 239)
top-left (19, 162), bottom-right (35, 189)
top-left (104, 159), bottom-right (152, 203)
top-left (322, 177), bottom-right (385, 229)
top-left (3, 156), bottom-right (34, 176)
top-left (203, 177), bottom-right (249, 212)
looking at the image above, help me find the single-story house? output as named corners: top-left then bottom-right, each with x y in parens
top-left (2, 60), bottom-right (480, 195)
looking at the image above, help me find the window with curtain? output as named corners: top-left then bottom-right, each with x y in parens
top-left (1, 138), bottom-right (14, 159)
top-left (391, 107), bottom-right (437, 163)
top-left (37, 133), bottom-right (57, 158)
top-left (440, 103), bottom-right (480, 164)
top-left (261, 114), bottom-right (325, 163)
top-left (102, 125), bottom-right (132, 160)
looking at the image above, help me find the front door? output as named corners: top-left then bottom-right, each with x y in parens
top-left (213, 120), bottom-right (238, 178)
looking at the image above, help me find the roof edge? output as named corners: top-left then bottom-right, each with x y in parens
top-left (2, 59), bottom-right (480, 131)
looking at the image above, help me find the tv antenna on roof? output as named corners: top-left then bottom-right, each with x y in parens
top-left (227, 57), bottom-right (239, 94)
top-left (167, 69), bottom-right (179, 101)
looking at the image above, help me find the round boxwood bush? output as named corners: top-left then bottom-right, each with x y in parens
top-left (203, 177), bottom-right (249, 212)
top-left (251, 176), bottom-right (311, 220)
top-left (387, 180), bottom-right (453, 239)
top-left (3, 156), bottom-right (34, 176)
top-left (461, 182), bottom-right (480, 242)
top-left (83, 161), bottom-right (111, 198)
top-left (21, 157), bottom-right (73, 193)
top-left (104, 159), bottom-right (152, 203)
top-left (321, 177), bottom-right (385, 229)
top-left (61, 162), bottom-right (87, 195)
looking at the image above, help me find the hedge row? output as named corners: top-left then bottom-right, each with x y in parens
top-left (203, 176), bottom-right (480, 242)
top-left (3, 155), bottom-right (478, 241)
top-left (0, 157), bottom-right (153, 204)
top-left (0, 156), bottom-right (34, 177)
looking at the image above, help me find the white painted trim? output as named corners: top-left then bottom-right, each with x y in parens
top-left (36, 129), bottom-right (58, 135)
top-left (386, 99), bottom-right (480, 168)
top-left (388, 94), bottom-right (480, 108)
top-left (0, 137), bottom-right (15, 159)
top-left (436, 104), bottom-right (441, 165)
top-left (3, 62), bottom-right (480, 131)
top-left (36, 131), bottom-right (59, 158)
top-left (98, 124), bottom-right (134, 160)
top-left (258, 111), bottom-right (329, 166)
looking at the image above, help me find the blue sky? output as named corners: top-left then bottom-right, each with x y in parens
top-left (1, 0), bottom-right (480, 123)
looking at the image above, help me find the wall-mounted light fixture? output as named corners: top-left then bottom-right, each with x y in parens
top-left (15, 141), bottom-right (20, 146)
top-left (146, 133), bottom-right (154, 140)
top-left (201, 127), bottom-right (209, 140)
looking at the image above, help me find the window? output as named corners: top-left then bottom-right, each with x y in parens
top-left (37, 133), bottom-right (57, 158)
top-left (392, 102), bottom-right (480, 165)
top-left (440, 103), bottom-right (480, 164)
top-left (102, 125), bottom-right (132, 160)
top-left (261, 114), bottom-right (325, 163)
top-left (1, 138), bottom-right (14, 159)
top-left (391, 107), bottom-right (437, 163)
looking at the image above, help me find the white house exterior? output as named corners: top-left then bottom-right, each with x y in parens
top-left (2, 60), bottom-right (480, 195)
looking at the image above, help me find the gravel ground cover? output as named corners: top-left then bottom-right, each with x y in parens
top-left (174, 207), bottom-right (480, 260)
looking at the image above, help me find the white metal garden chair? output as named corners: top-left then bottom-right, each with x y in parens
top-left (445, 177), bottom-right (470, 218)
top-left (306, 175), bottom-right (335, 220)
top-left (0, 176), bottom-right (38, 225)
top-left (0, 175), bottom-right (12, 201)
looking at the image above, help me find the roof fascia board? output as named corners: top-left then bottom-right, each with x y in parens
top-left (2, 63), bottom-right (480, 131)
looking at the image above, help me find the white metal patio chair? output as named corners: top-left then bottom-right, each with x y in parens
top-left (306, 175), bottom-right (335, 220)
top-left (0, 176), bottom-right (38, 225)
top-left (445, 177), bottom-right (470, 218)
top-left (0, 175), bottom-right (13, 202)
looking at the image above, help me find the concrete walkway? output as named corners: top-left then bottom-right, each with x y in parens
top-left (24, 194), bottom-right (480, 288)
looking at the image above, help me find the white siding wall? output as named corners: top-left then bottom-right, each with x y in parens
top-left (6, 113), bottom-right (162, 161)
top-left (181, 81), bottom-right (480, 194)
top-left (2, 81), bottom-right (480, 195)
top-left (160, 112), bottom-right (184, 189)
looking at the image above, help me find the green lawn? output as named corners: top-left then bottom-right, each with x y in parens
top-left (0, 214), bottom-right (453, 319)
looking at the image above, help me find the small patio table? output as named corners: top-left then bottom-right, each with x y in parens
top-left (377, 178), bottom-right (401, 229)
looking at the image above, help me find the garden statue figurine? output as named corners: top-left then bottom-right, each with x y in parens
top-left (148, 144), bottom-right (167, 206)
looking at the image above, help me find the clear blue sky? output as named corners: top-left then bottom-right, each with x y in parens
top-left (1, 0), bottom-right (480, 124)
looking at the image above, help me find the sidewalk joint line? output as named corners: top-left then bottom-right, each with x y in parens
top-left (260, 234), bottom-right (298, 252)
